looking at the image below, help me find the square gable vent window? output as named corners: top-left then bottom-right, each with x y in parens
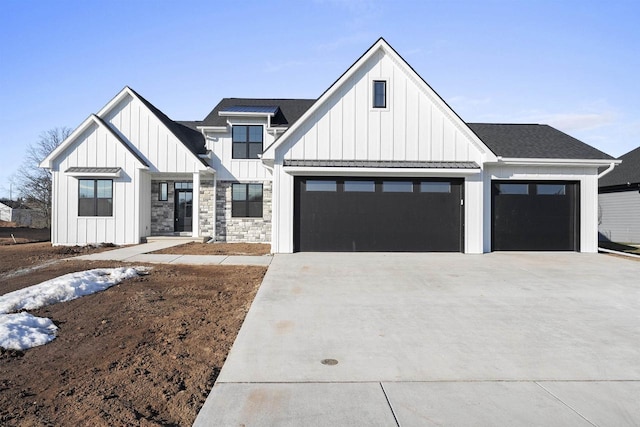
top-left (373, 80), bottom-right (387, 108)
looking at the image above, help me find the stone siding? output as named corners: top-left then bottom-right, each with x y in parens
top-left (215, 181), bottom-right (271, 243)
top-left (199, 180), bottom-right (215, 238)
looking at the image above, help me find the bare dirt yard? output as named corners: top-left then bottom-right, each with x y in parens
top-left (0, 245), bottom-right (266, 426)
top-left (152, 242), bottom-right (271, 256)
top-left (0, 242), bottom-right (113, 277)
top-left (0, 221), bottom-right (51, 245)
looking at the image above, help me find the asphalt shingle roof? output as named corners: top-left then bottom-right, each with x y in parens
top-left (201, 98), bottom-right (316, 128)
top-left (131, 93), bottom-right (612, 164)
top-left (599, 145), bottom-right (640, 188)
top-left (467, 123), bottom-right (614, 160)
top-left (0, 199), bottom-right (30, 209)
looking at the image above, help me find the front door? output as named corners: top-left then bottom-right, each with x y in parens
top-left (174, 188), bottom-right (193, 232)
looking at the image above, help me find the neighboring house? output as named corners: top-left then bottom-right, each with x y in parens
top-left (41, 38), bottom-right (617, 253)
top-left (0, 199), bottom-right (46, 227)
top-left (598, 146), bottom-right (640, 244)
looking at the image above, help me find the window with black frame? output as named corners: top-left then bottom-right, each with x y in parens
top-left (232, 183), bottom-right (263, 217)
top-left (373, 80), bottom-right (387, 108)
top-left (79, 179), bottom-right (113, 216)
top-left (232, 125), bottom-right (263, 159)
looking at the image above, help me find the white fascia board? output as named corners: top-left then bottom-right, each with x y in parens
top-left (40, 115), bottom-right (103, 169)
top-left (283, 166), bottom-right (481, 177)
top-left (197, 126), bottom-right (228, 132)
top-left (218, 111), bottom-right (275, 118)
top-left (96, 86), bottom-right (135, 118)
top-left (489, 157), bottom-right (622, 167)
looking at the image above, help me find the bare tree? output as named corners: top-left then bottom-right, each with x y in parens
top-left (14, 127), bottom-right (71, 227)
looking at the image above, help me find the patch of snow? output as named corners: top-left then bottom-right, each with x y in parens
top-left (0, 312), bottom-right (58, 351)
top-left (0, 266), bottom-right (148, 351)
top-left (0, 267), bottom-right (144, 314)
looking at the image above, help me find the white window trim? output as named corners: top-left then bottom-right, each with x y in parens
top-left (370, 77), bottom-right (390, 112)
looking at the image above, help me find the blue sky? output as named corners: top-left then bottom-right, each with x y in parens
top-left (1, 0), bottom-right (638, 199)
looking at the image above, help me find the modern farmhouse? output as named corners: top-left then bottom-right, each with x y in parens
top-left (40, 38), bottom-right (617, 253)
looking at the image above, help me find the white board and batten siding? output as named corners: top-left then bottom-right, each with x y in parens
top-left (485, 165), bottom-right (601, 253)
top-left (103, 94), bottom-right (208, 174)
top-left (599, 191), bottom-right (640, 244)
top-left (205, 117), bottom-right (274, 181)
top-left (278, 50), bottom-right (485, 165)
top-left (51, 122), bottom-right (147, 245)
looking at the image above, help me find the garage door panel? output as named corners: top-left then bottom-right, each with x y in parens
top-left (295, 178), bottom-right (463, 252)
top-left (492, 181), bottom-right (579, 251)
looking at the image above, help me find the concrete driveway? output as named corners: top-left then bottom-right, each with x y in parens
top-left (194, 252), bottom-right (640, 426)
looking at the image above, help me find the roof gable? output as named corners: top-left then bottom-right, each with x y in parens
top-left (599, 145), bottom-right (640, 187)
top-left (262, 38), bottom-right (496, 163)
top-left (124, 87), bottom-right (207, 162)
top-left (468, 124), bottom-right (614, 160)
top-left (40, 114), bottom-right (149, 169)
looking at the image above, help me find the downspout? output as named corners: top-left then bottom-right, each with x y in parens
top-left (597, 162), bottom-right (617, 179)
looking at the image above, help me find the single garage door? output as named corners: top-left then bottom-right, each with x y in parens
top-left (492, 181), bottom-right (580, 251)
top-left (294, 177), bottom-right (463, 252)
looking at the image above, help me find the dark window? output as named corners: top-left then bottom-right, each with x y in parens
top-left (383, 181), bottom-right (412, 192)
top-left (497, 183), bottom-right (529, 195)
top-left (373, 80), bottom-right (386, 108)
top-left (537, 184), bottom-right (566, 195)
top-left (232, 125), bottom-right (263, 159)
top-left (344, 180), bottom-right (375, 192)
top-left (79, 179), bottom-right (113, 216)
top-left (305, 180), bottom-right (337, 192)
top-left (175, 182), bottom-right (193, 189)
top-left (232, 183), bottom-right (263, 217)
top-left (420, 182), bottom-right (451, 193)
top-left (159, 182), bottom-right (168, 201)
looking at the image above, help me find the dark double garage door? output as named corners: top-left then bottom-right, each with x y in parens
top-left (294, 177), bottom-right (580, 252)
top-left (294, 177), bottom-right (464, 252)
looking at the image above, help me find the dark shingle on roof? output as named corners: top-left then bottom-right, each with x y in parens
top-left (283, 160), bottom-right (479, 169)
top-left (468, 123), bottom-right (614, 160)
top-left (127, 88), bottom-right (207, 160)
top-left (0, 199), bottom-right (30, 209)
top-left (202, 98), bottom-right (316, 128)
top-left (599, 146), bottom-right (640, 188)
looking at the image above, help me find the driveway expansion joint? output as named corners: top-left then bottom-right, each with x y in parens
top-left (380, 382), bottom-right (401, 427)
top-left (535, 382), bottom-right (599, 427)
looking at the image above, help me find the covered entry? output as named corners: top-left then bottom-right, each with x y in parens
top-left (294, 177), bottom-right (464, 252)
top-left (492, 180), bottom-right (580, 251)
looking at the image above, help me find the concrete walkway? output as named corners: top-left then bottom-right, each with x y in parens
top-left (74, 240), bottom-right (272, 266)
top-left (194, 252), bottom-right (640, 426)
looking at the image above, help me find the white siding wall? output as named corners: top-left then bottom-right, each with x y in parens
top-left (103, 95), bottom-right (207, 174)
top-left (484, 165), bottom-right (600, 253)
top-left (205, 117), bottom-right (274, 181)
top-left (138, 170), bottom-right (151, 238)
top-left (277, 51), bottom-right (485, 165)
top-left (51, 122), bottom-right (145, 245)
top-left (599, 191), bottom-right (640, 244)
